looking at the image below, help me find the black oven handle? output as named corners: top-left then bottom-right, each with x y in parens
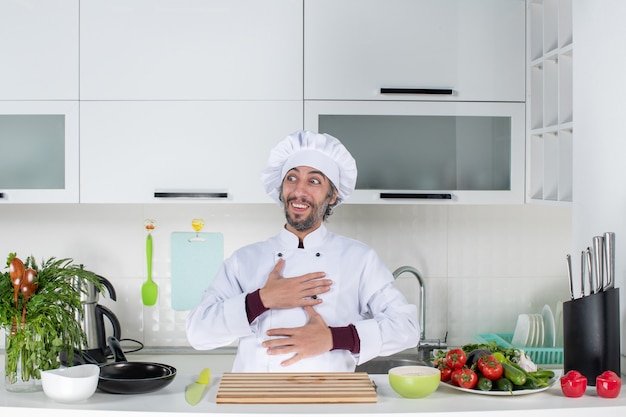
top-left (380, 193), bottom-right (452, 200)
top-left (380, 88), bottom-right (454, 95)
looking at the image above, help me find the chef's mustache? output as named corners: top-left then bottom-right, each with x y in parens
top-left (286, 196), bottom-right (314, 207)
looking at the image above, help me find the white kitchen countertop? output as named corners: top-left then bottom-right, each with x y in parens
top-left (1, 352), bottom-right (626, 417)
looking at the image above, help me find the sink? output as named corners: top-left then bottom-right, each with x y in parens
top-left (355, 353), bottom-right (429, 374)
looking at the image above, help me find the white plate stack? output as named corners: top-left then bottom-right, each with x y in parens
top-left (511, 305), bottom-right (557, 348)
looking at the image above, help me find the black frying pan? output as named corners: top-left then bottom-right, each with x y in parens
top-left (98, 337), bottom-right (177, 394)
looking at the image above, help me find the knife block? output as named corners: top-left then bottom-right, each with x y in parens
top-left (562, 288), bottom-right (621, 385)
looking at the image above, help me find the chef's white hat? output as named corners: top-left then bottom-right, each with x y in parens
top-left (261, 130), bottom-right (357, 207)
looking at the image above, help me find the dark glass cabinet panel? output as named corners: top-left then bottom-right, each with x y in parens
top-left (319, 114), bottom-right (511, 191)
top-left (0, 115), bottom-right (65, 189)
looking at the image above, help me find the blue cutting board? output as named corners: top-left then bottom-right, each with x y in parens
top-left (170, 232), bottom-right (223, 311)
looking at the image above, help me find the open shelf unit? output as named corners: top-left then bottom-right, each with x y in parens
top-left (526, 0), bottom-right (573, 204)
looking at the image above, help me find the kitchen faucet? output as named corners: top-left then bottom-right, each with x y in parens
top-left (393, 266), bottom-right (447, 362)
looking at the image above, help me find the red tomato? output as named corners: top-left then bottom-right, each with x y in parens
top-left (476, 355), bottom-right (504, 381)
top-left (596, 370), bottom-right (621, 398)
top-left (452, 368), bottom-right (478, 389)
top-left (439, 365), bottom-right (453, 382)
top-left (445, 348), bottom-right (467, 370)
top-left (560, 370), bottom-right (587, 398)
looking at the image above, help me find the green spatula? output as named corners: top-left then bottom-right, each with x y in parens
top-left (142, 221), bottom-right (158, 306)
top-left (185, 368), bottom-right (211, 405)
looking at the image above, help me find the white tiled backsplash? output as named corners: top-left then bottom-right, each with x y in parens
top-left (0, 203), bottom-right (571, 349)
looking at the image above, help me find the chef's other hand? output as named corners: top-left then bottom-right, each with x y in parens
top-left (259, 259), bottom-right (332, 309)
top-left (262, 306), bottom-right (333, 366)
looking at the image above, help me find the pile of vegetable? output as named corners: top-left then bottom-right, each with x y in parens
top-left (434, 342), bottom-right (555, 393)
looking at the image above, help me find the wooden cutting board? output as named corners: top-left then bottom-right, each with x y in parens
top-left (216, 372), bottom-right (377, 404)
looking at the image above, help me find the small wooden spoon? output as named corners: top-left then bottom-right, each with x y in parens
top-left (9, 257), bottom-right (25, 306)
top-left (20, 269), bottom-right (38, 327)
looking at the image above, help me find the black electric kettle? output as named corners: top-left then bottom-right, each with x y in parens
top-left (62, 274), bottom-right (122, 365)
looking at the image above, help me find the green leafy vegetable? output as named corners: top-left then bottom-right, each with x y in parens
top-left (1, 255), bottom-right (102, 383)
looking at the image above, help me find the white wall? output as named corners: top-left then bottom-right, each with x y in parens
top-left (0, 203), bottom-right (570, 349)
top-left (573, 0), bottom-right (626, 361)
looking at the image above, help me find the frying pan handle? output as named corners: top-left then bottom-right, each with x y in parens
top-left (107, 336), bottom-right (129, 363)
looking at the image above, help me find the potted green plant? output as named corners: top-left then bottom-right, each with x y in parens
top-left (0, 253), bottom-right (102, 392)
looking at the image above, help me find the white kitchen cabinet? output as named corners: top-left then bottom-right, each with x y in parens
top-left (79, 0), bottom-right (302, 101)
top-left (305, 100), bottom-right (525, 204)
top-left (79, 101), bottom-right (302, 203)
top-left (526, 0), bottom-right (573, 204)
top-left (304, 0), bottom-right (525, 102)
top-left (0, 0), bottom-right (79, 100)
top-left (0, 101), bottom-right (79, 203)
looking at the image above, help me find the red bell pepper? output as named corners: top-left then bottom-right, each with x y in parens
top-left (560, 370), bottom-right (587, 398)
top-left (596, 370), bottom-right (621, 398)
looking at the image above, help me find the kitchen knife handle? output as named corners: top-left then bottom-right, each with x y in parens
top-left (592, 236), bottom-right (604, 293)
top-left (380, 88), bottom-right (454, 95)
top-left (566, 254), bottom-right (574, 300)
top-left (603, 232), bottom-right (615, 289)
top-left (380, 193), bottom-right (452, 200)
top-left (154, 191), bottom-right (229, 199)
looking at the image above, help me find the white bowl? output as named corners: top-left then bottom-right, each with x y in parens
top-left (41, 364), bottom-right (100, 402)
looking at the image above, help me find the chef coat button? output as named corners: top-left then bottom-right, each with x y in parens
top-left (277, 252), bottom-right (283, 257)
top-left (315, 252), bottom-right (321, 257)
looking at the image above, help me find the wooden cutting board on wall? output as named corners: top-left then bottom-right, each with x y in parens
top-left (216, 372), bottom-right (377, 404)
top-left (170, 232), bottom-right (223, 311)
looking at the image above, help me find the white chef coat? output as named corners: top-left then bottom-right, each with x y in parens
top-left (186, 224), bottom-right (419, 372)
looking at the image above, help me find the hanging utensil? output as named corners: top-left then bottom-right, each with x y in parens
top-left (603, 232), bottom-right (615, 290)
top-left (141, 219), bottom-right (158, 306)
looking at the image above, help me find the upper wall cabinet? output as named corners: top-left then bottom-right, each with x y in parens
top-left (79, 100), bottom-right (302, 204)
top-left (304, 0), bottom-right (526, 102)
top-left (0, 101), bottom-right (80, 203)
top-left (0, 1), bottom-right (79, 100)
top-left (80, 0), bottom-right (303, 101)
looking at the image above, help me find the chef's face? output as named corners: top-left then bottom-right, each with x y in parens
top-left (280, 166), bottom-right (338, 232)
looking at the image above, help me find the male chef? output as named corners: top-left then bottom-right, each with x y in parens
top-left (186, 130), bottom-right (418, 372)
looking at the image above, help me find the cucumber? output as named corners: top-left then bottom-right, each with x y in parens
top-left (518, 377), bottom-right (540, 390)
top-left (477, 376), bottom-right (493, 391)
top-left (495, 377), bottom-right (514, 392)
top-left (529, 369), bottom-right (555, 379)
top-left (502, 363), bottom-right (526, 386)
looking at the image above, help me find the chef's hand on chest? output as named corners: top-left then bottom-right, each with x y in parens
top-left (262, 305), bottom-right (333, 366)
top-left (259, 258), bottom-right (333, 309)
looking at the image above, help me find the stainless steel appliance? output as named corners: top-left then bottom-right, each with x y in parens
top-left (62, 274), bottom-right (122, 365)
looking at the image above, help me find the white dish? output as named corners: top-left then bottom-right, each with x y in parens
top-left (554, 301), bottom-right (563, 347)
top-left (524, 314), bottom-right (537, 347)
top-left (534, 314), bottom-right (545, 347)
top-left (542, 304), bottom-right (556, 348)
top-left (511, 314), bottom-right (531, 347)
top-left (440, 371), bottom-right (561, 396)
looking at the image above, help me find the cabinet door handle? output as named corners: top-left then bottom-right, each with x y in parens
top-left (380, 88), bottom-right (454, 95)
top-left (154, 191), bottom-right (229, 199)
top-left (0, 192), bottom-right (4, 199)
top-left (380, 193), bottom-right (452, 200)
